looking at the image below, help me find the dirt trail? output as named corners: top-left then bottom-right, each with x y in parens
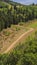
top-left (3, 28), bottom-right (34, 53)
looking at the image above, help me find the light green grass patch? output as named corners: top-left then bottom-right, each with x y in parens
top-left (29, 21), bottom-right (37, 28)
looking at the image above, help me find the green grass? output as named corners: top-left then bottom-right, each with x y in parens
top-left (29, 21), bottom-right (37, 28)
top-left (19, 20), bottom-right (37, 28)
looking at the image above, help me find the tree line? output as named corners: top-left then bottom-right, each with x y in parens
top-left (0, 1), bottom-right (37, 31)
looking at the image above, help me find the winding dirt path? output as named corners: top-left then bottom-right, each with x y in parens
top-left (3, 28), bottom-right (34, 53)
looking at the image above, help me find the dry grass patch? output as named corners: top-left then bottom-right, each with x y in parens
top-left (0, 25), bottom-right (27, 53)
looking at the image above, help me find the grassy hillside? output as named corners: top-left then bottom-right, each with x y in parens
top-left (8, 1), bottom-right (23, 6)
top-left (0, 0), bottom-right (37, 54)
top-left (0, 1), bottom-right (37, 65)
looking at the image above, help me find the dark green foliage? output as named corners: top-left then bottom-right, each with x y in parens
top-left (0, 1), bottom-right (37, 31)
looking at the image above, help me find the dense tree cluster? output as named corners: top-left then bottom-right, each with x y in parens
top-left (0, 31), bottom-right (37, 65)
top-left (0, 1), bottom-right (37, 31)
